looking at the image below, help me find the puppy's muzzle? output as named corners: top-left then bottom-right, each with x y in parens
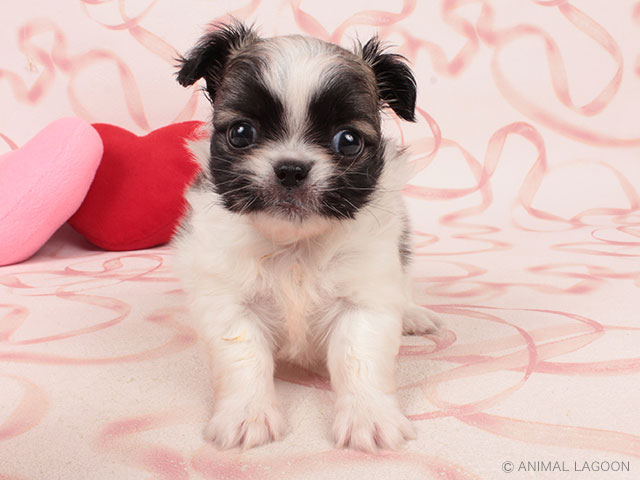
top-left (274, 160), bottom-right (311, 189)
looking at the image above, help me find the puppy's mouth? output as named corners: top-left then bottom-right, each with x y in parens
top-left (250, 185), bottom-right (334, 242)
top-left (265, 185), bottom-right (319, 220)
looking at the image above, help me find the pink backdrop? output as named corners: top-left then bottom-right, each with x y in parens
top-left (1, 1), bottom-right (640, 479)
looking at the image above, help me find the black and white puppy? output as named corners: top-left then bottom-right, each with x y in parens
top-left (173, 21), bottom-right (440, 452)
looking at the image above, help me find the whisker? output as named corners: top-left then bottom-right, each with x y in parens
top-left (322, 200), bottom-right (349, 220)
top-left (210, 167), bottom-right (243, 176)
top-left (218, 184), bottom-right (254, 197)
top-left (363, 205), bottom-right (381, 228)
top-left (364, 201), bottom-right (397, 216)
top-left (236, 195), bottom-right (259, 216)
top-left (338, 195), bottom-right (359, 213)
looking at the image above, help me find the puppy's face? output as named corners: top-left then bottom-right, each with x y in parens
top-left (177, 23), bottom-right (416, 228)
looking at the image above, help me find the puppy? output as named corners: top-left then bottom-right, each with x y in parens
top-left (173, 21), bottom-right (440, 452)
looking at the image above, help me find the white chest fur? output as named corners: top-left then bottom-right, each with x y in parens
top-left (175, 160), bottom-right (410, 366)
top-left (251, 245), bottom-right (327, 361)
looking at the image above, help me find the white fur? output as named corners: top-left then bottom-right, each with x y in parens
top-left (258, 36), bottom-right (341, 131)
top-left (174, 136), bottom-right (438, 451)
top-left (173, 35), bottom-right (439, 452)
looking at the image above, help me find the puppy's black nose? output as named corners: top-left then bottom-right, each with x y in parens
top-left (274, 161), bottom-right (311, 188)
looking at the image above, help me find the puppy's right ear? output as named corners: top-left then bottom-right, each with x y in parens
top-left (176, 21), bottom-right (257, 101)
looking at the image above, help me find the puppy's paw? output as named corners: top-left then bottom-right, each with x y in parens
top-left (204, 398), bottom-right (285, 449)
top-left (333, 394), bottom-right (415, 452)
top-left (402, 303), bottom-right (441, 335)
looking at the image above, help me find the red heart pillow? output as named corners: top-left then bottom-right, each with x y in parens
top-left (69, 121), bottom-right (206, 251)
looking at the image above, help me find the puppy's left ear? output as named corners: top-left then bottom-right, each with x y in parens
top-left (176, 21), bottom-right (257, 101)
top-left (361, 37), bottom-right (417, 122)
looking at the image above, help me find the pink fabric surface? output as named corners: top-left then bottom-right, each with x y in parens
top-left (0, 118), bottom-right (102, 266)
top-left (1, 1), bottom-right (639, 479)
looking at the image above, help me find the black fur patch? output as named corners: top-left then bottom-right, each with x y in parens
top-left (304, 70), bottom-right (379, 144)
top-left (361, 37), bottom-right (417, 122)
top-left (175, 21), bottom-right (257, 102)
top-left (398, 216), bottom-right (412, 267)
top-left (209, 61), bottom-right (286, 213)
top-left (209, 130), bottom-right (266, 213)
top-left (306, 70), bottom-right (383, 220)
top-left (318, 143), bottom-right (385, 220)
top-left (213, 59), bottom-right (286, 142)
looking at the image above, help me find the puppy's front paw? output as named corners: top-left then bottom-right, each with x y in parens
top-left (402, 303), bottom-right (441, 335)
top-left (333, 394), bottom-right (416, 452)
top-left (204, 398), bottom-right (285, 449)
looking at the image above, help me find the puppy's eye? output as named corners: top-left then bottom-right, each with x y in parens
top-left (227, 122), bottom-right (257, 149)
top-left (331, 130), bottom-right (363, 156)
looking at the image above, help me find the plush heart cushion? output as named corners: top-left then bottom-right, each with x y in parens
top-left (68, 122), bottom-right (205, 251)
top-left (0, 118), bottom-right (103, 266)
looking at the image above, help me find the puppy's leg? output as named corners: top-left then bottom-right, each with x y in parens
top-left (328, 307), bottom-right (415, 452)
top-left (198, 301), bottom-right (284, 449)
top-left (401, 275), bottom-right (441, 335)
top-left (402, 302), bottom-right (441, 335)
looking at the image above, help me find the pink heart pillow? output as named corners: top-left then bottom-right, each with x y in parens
top-left (0, 118), bottom-right (103, 266)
